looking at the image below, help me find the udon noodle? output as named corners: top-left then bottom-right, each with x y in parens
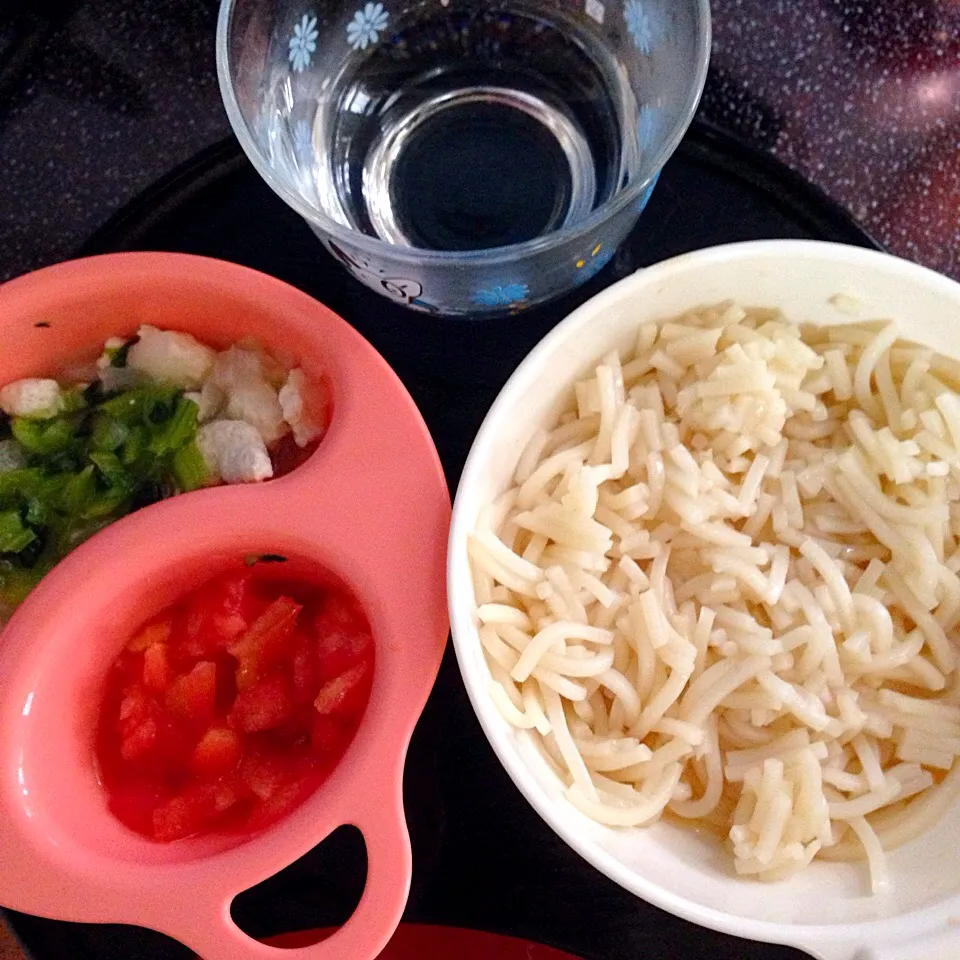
top-left (468, 303), bottom-right (960, 892)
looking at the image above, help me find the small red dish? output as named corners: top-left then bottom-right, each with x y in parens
top-left (0, 254), bottom-right (450, 960)
top-left (268, 924), bottom-right (586, 959)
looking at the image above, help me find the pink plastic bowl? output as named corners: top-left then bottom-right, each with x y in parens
top-left (0, 254), bottom-right (451, 960)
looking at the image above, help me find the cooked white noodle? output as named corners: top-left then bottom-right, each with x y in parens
top-left (468, 305), bottom-right (960, 893)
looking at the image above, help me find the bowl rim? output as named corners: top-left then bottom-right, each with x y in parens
top-left (214, 0), bottom-right (712, 267)
top-left (447, 239), bottom-right (960, 958)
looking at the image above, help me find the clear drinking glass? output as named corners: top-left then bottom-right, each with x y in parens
top-left (217, 0), bottom-right (710, 316)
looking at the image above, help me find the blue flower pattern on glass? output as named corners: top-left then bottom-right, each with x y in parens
top-left (472, 283), bottom-right (529, 308)
top-left (289, 13), bottom-right (319, 72)
top-left (347, 2), bottom-right (389, 50)
top-left (624, 0), bottom-right (654, 55)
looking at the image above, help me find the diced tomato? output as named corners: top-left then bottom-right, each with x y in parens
top-left (229, 673), bottom-right (293, 732)
top-left (165, 662), bottom-right (217, 722)
top-left (239, 745), bottom-right (289, 800)
top-left (181, 572), bottom-right (257, 657)
top-left (152, 781), bottom-right (239, 842)
top-left (229, 595), bottom-right (302, 690)
top-left (290, 631), bottom-right (317, 706)
top-left (120, 716), bottom-right (158, 762)
top-left (244, 778), bottom-right (316, 833)
top-left (117, 684), bottom-right (152, 736)
top-left (313, 661), bottom-right (372, 718)
top-left (99, 569), bottom-right (374, 843)
top-left (190, 727), bottom-right (242, 778)
top-left (127, 619), bottom-right (173, 653)
top-left (313, 593), bottom-right (373, 681)
top-left (142, 643), bottom-right (172, 693)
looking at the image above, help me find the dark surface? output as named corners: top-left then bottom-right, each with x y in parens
top-left (5, 121), bottom-right (880, 960)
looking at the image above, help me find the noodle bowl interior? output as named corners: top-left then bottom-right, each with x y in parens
top-left (467, 302), bottom-right (960, 894)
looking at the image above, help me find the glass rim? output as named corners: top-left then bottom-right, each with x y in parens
top-left (215, 0), bottom-right (712, 267)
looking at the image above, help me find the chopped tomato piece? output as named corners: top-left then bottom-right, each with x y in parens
top-left (181, 572), bottom-right (257, 656)
top-left (229, 673), bottom-right (293, 732)
top-left (313, 661), bottom-right (372, 718)
top-left (244, 779), bottom-right (315, 833)
top-left (165, 661), bottom-right (217, 722)
top-left (290, 631), bottom-right (317, 706)
top-left (118, 684), bottom-right (152, 735)
top-left (229, 595), bottom-right (302, 690)
top-left (239, 745), bottom-right (289, 800)
top-left (190, 727), bottom-right (241, 778)
top-left (127, 619), bottom-right (173, 653)
top-left (314, 595), bottom-right (373, 681)
top-left (142, 643), bottom-right (172, 693)
top-left (120, 716), bottom-right (158, 762)
top-left (152, 782), bottom-right (239, 842)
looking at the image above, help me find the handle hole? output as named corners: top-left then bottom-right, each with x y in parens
top-left (229, 825), bottom-right (367, 948)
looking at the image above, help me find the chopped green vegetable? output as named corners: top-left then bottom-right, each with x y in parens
top-left (0, 511), bottom-right (36, 554)
top-left (91, 414), bottom-right (130, 452)
top-left (148, 397), bottom-right (198, 457)
top-left (63, 466), bottom-right (98, 516)
top-left (172, 441), bottom-right (210, 493)
top-left (11, 417), bottom-right (75, 455)
top-left (100, 383), bottom-right (179, 424)
top-left (0, 374), bottom-right (205, 612)
top-left (61, 386), bottom-right (89, 414)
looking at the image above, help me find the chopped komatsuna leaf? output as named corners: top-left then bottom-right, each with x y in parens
top-left (11, 416), bottom-right (76, 455)
top-left (91, 414), bottom-right (130, 452)
top-left (172, 441), bottom-right (210, 492)
top-left (0, 510), bottom-right (36, 554)
top-left (148, 396), bottom-right (198, 457)
top-left (61, 386), bottom-right (89, 414)
top-left (89, 451), bottom-right (130, 487)
top-left (0, 468), bottom-right (49, 502)
top-left (62, 466), bottom-right (95, 511)
top-left (99, 383), bottom-right (180, 425)
top-left (120, 427), bottom-right (146, 465)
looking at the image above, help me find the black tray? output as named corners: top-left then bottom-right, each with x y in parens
top-left (7, 121), bottom-right (881, 960)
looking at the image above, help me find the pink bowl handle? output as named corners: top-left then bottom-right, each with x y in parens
top-left (170, 799), bottom-right (412, 960)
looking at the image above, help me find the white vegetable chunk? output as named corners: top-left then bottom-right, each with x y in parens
top-left (279, 368), bottom-right (324, 447)
top-left (210, 346), bottom-right (287, 445)
top-left (196, 420), bottom-right (273, 484)
top-left (126, 325), bottom-right (215, 389)
top-left (0, 378), bottom-right (63, 418)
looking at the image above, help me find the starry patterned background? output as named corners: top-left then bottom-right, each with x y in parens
top-left (1, 0), bottom-right (958, 284)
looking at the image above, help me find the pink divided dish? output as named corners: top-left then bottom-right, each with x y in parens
top-left (0, 254), bottom-right (451, 960)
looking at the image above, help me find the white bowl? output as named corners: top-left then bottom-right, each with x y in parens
top-left (448, 240), bottom-right (960, 960)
